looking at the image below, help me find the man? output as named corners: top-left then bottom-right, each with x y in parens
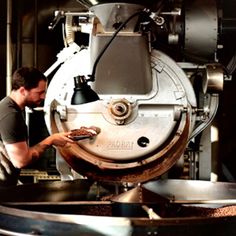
top-left (0, 67), bottom-right (74, 186)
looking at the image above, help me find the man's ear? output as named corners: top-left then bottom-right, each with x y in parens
top-left (18, 86), bottom-right (27, 96)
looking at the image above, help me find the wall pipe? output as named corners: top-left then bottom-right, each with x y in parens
top-left (34, 0), bottom-right (38, 67)
top-left (6, 0), bottom-right (13, 95)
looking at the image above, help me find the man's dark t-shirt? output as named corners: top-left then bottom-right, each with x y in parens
top-left (0, 96), bottom-right (28, 186)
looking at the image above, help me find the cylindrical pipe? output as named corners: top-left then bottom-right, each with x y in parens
top-left (34, 0), bottom-right (38, 67)
top-left (6, 0), bottom-right (13, 95)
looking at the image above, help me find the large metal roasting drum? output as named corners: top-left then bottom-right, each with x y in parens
top-left (44, 0), bottom-right (200, 183)
top-left (43, 0), bottom-right (224, 183)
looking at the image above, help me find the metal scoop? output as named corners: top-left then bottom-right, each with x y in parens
top-left (68, 135), bottom-right (93, 141)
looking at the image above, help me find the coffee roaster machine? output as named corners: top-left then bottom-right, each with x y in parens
top-left (1, 0), bottom-right (236, 235)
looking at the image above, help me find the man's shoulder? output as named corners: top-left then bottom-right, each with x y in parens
top-left (0, 97), bottom-right (19, 120)
top-left (0, 96), bottom-right (19, 109)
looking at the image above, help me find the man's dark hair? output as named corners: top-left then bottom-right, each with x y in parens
top-left (12, 67), bottom-right (47, 91)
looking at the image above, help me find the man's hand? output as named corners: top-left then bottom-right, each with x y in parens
top-left (49, 132), bottom-right (75, 147)
top-left (29, 132), bottom-right (75, 163)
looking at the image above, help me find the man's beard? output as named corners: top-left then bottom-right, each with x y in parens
top-left (25, 100), bottom-right (43, 109)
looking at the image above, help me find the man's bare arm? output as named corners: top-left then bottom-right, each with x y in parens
top-left (4, 132), bottom-right (74, 169)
